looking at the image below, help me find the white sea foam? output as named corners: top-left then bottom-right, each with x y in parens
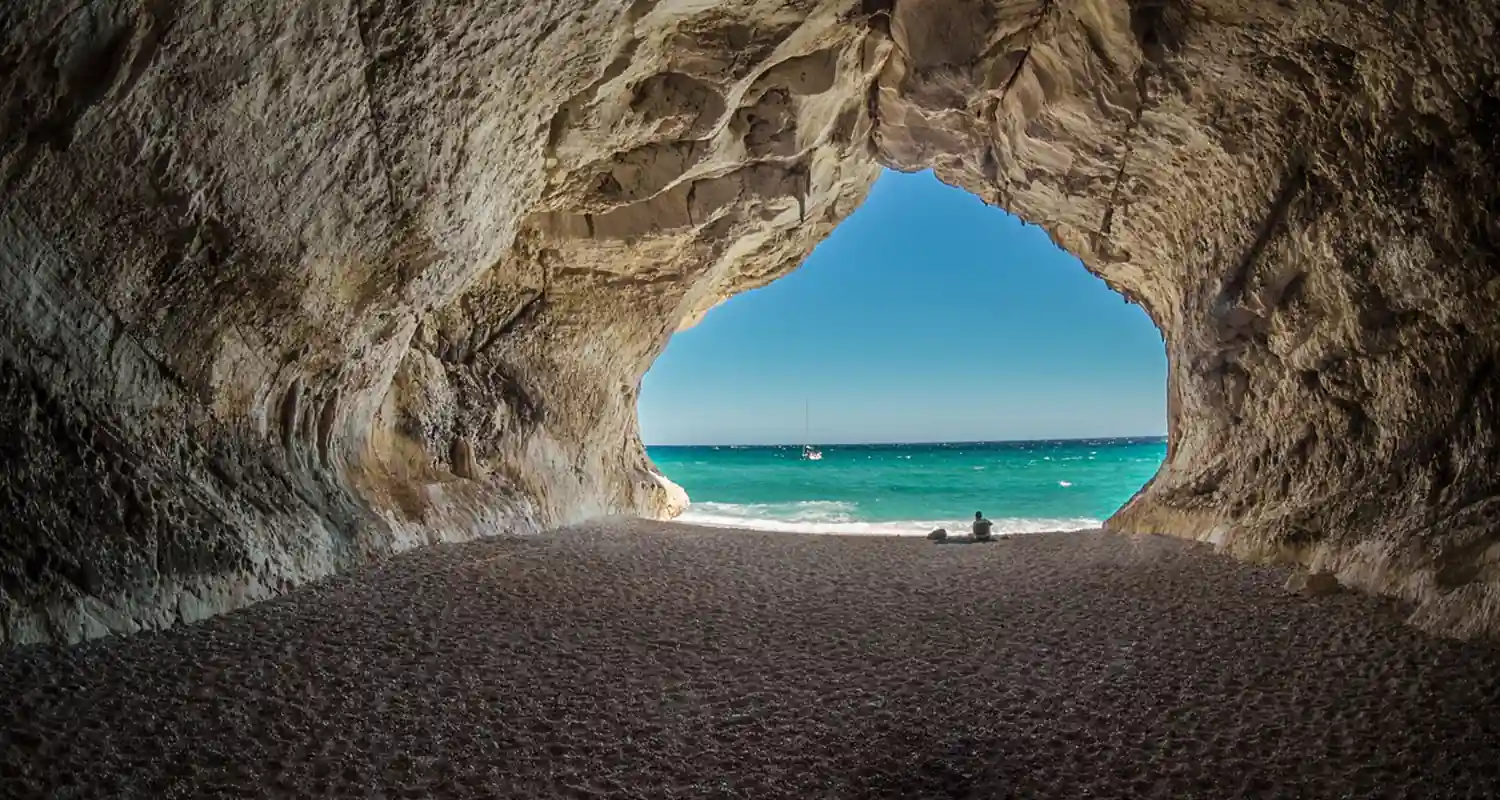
top-left (678, 501), bottom-right (1099, 536)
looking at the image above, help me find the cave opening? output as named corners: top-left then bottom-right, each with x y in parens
top-left (3, 4), bottom-right (1500, 793)
top-left (637, 168), bottom-right (1167, 535)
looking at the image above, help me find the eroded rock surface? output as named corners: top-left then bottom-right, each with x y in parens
top-left (1285, 569), bottom-right (1341, 598)
top-left (1, 0), bottom-right (1497, 644)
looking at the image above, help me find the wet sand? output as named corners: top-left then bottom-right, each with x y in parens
top-left (3, 519), bottom-right (1499, 798)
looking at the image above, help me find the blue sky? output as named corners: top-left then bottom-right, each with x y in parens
top-left (637, 169), bottom-right (1166, 446)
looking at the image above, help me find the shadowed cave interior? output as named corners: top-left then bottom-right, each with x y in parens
top-left (3, 1), bottom-right (1500, 797)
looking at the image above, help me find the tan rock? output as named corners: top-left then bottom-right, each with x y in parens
top-left (1, 0), bottom-right (1497, 645)
top-left (642, 471), bottom-right (691, 521)
top-left (1285, 570), bottom-right (1341, 598)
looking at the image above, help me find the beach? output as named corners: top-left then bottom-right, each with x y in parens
top-left (648, 438), bottom-right (1165, 535)
top-left (3, 519), bottom-right (1498, 798)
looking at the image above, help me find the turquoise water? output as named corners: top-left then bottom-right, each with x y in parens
top-left (647, 438), bottom-right (1167, 535)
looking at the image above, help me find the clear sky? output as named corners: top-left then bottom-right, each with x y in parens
top-left (637, 169), bottom-right (1167, 446)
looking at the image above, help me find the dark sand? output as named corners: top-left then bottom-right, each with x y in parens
top-left (3, 520), bottom-right (1499, 799)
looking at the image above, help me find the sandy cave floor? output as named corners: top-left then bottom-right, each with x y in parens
top-left (3, 520), bottom-right (1500, 799)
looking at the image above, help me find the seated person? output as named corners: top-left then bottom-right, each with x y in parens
top-left (972, 511), bottom-right (993, 541)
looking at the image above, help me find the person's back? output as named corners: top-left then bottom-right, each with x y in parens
top-left (972, 511), bottom-right (993, 541)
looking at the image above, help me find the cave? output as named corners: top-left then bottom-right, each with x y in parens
top-left (1, 0), bottom-right (1497, 647)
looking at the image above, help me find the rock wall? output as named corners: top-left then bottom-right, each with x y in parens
top-left (1, 0), bottom-right (1496, 645)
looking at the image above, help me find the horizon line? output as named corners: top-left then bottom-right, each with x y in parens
top-left (644, 434), bottom-right (1168, 448)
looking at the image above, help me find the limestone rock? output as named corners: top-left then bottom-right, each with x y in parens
top-left (1, 1), bottom-right (1498, 644)
top-left (643, 472), bottom-right (691, 521)
top-left (1286, 570), bottom-right (1342, 598)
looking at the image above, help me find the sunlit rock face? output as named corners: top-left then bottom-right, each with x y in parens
top-left (1, 0), bottom-right (1496, 644)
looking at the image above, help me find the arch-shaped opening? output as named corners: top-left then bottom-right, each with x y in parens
top-left (0, 0), bottom-right (1496, 647)
top-left (639, 168), bottom-right (1168, 534)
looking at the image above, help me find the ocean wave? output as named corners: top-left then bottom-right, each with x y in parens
top-left (677, 501), bottom-right (1099, 536)
top-left (687, 501), bottom-right (860, 524)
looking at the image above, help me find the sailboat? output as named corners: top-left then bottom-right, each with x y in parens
top-left (801, 401), bottom-right (823, 461)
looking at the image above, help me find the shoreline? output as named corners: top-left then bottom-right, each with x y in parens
top-left (670, 510), bottom-right (1104, 537)
top-left (4, 519), bottom-right (1498, 798)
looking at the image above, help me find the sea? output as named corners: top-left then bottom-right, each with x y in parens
top-left (647, 437), bottom-right (1167, 536)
